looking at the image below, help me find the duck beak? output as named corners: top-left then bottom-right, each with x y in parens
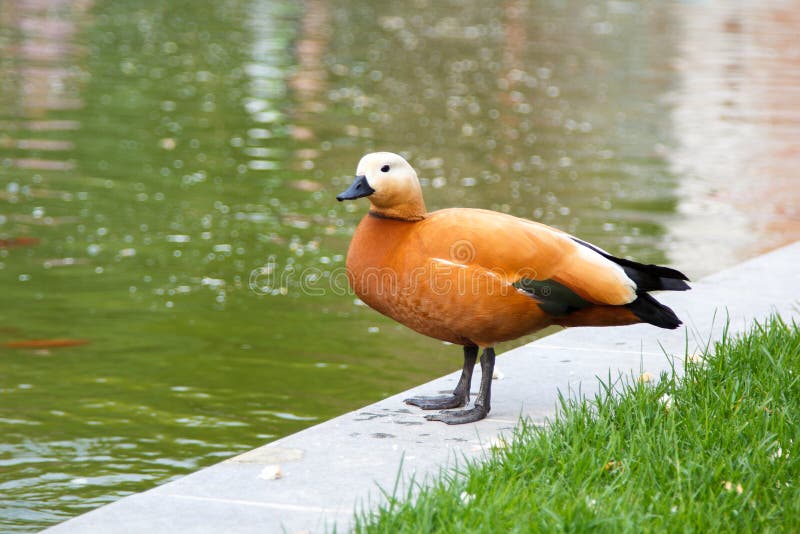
top-left (336, 175), bottom-right (375, 201)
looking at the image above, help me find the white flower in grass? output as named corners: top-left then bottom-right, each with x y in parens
top-left (488, 436), bottom-right (508, 450)
top-left (460, 491), bottom-right (475, 505)
top-left (722, 481), bottom-right (743, 494)
top-left (683, 351), bottom-right (707, 368)
top-left (638, 372), bottom-right (655, 384)
top-left (659, 393), bottom-right (673, 412)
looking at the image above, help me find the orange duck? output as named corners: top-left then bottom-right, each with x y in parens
top-left (337, 152), bottom-right (690, 424)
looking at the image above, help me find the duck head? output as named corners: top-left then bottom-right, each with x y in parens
top-left (336, 152), bottom-right (427, 221)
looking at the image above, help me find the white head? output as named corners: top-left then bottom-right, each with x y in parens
top-left (336, 152), bottom-right (427, 220)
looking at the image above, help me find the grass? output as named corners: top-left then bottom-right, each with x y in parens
top-left (354, 316), bottom-right (800, 532)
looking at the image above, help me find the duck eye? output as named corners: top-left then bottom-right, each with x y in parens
top-left (381, 165), bottom-right (390, 173)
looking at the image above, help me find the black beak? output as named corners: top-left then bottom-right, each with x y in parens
top-left (336, 175), bottom-right (375, 201)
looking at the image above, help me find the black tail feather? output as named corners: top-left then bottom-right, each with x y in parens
top-left (653, 276), bottom-right (692, 292)
top-left (626, 292), bottom-right (682, 329)
top-left (571, 237), bottom-right (691, 292)
top-left (619, 263), bottom-right (691, 292)
top-left (569, 237), bottom-right (688, 329)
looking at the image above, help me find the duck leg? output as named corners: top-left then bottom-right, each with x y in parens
top-left (404, 345), bottom-right (478, 410)
top-left (425, 347), bottom-right (495, 425)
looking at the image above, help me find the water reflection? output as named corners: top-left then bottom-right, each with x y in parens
top-left (0, 0), bottom-right (86, 178)
top-left (1, 0), bottom-right (799, 531)
top-left (668, 2), bottom-right (800, 270)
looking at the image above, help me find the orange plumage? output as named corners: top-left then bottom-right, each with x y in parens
top-left (337, 152), bottom-right (689, 424)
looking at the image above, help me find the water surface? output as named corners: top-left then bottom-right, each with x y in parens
top-left (1, 0), bottom-right (798, 530)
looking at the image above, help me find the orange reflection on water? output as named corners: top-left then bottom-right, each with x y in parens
top-left (0, 0), bottom-right (90, 172)
top-left (669, 2), bottom-right (800, 271)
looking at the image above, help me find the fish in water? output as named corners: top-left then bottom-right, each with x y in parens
top-left (0, 236), bottom-right (40, 248)
top-left (2, 339), bottom-right (89, 349)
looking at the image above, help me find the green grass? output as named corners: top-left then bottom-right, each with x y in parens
top-left (354, 316), bottom-right (800, 532)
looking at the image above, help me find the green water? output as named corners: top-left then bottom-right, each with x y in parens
top-left (0, 0), bottom-right (714, 530)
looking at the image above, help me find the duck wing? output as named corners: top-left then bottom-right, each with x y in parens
top-left (418, 208), bottom-right (688, 328)
top-left (420, 208), bottom-right (636, 304)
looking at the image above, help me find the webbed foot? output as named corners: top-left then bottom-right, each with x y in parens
top-left (404, 394), bottom-right (466, 410)
top-left (425, 405), bottom-right (489, 425)
top-left (424, 347), bottom-right (495, 425)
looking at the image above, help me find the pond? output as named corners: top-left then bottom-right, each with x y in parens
top-left (1, 0), bottom-right (798, 530)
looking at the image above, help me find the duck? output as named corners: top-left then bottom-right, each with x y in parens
top-left (337, 152), bottom-right (690, 424)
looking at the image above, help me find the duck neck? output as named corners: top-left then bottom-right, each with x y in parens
top-left (368, 198), bottom-right (427, 222)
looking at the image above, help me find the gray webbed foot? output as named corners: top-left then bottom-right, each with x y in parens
top-left (423, 347), bottom-right (495, 425)
top-left (404, 394), bottom-right (466, 410)
top-left (424, 405), bottom-right (489, 425)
